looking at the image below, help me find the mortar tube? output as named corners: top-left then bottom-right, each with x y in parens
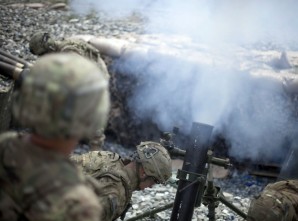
top-left (0, 49), bottom-right (32, 68)
top-left (0, 61), bottom-right (23, 80)
top-left (0, 54), bottom-right (24, 68)
top-left (170, 122), bottom-right (213, 221)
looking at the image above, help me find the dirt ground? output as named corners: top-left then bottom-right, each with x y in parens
top-left (0, 0), bottom-right (67, 4)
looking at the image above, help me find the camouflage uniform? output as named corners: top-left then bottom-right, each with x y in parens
top-left (247, 180), bottom-right (298, 221)
top-left (71, 151), bottom-right (135, 221)
top-left (0, 132), bottom-right (102, 221)
top-left (70, 141), bottom-right (172, 221)
top-left (29, 32), bottom-right (109, 80)
top-left (47, 38), bottom-right (109, 80)
top-left (29, 32), bottom-right (109, 149)
top-left (0, 53), bottom-right (110, 221)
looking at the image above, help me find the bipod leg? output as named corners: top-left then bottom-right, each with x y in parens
top-left (207, 201), bottom-right (216, 221)
top-left (125, 202), bottom-right (174, 221)
top-left (218, 194), bottom-right (247, 220)
top-left (207, 202), bottom-right (216, 221)
top-left (203, 157), bottom-right (219, 221)
top-left (204, 181), bottom-right (218, 221)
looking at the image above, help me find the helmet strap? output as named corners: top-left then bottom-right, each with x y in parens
top-left (150, 153), bottom-right (165, 184)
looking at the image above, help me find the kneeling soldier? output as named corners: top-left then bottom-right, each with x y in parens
top-left (0, 53), bottom-right (110, 221)
top-left (70, 141), bottom-right (172, 221)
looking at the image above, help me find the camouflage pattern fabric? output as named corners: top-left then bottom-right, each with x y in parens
top-left (247, 180), bottom-right (298, 221)
top-left (0, 132), bottom-right (102, 221)
top-left (70, 151), bottom-right (136, 221)
top-left (136, 141), bottom-right (172, 183)
top-left (57, 39), bottom-right (110, 81)
top-left (29, 33), bottom-right (109, 147)
top-left (29, 33), bottom-right (109, 79)
top-left (13, 53), bottom-right (110, 139)
top-left (56, 39), bottom-right (101, 63)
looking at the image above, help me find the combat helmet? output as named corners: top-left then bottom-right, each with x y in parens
top-left (29, 32), bottom-right (56, 55)
top-left (136, 141), bottom-right (172, 184)
top-left (13, 53), bottom-right (110, 139)
top-left (247, 189), bottom-right (294, 221)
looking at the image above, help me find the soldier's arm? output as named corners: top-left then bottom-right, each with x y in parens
top-left (87, 176), bottom-right (127, 221)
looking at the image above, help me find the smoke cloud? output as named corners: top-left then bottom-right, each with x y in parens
top-left (71, 0), bottom-right (298, 162)
top-left (71, 0), bottom-right (298, 46)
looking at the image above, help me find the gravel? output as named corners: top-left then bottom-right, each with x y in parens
top-left (0, 4), bottom-right (270, 220)
top-left (122, 171), bottom-right (269, 221)
top-left (0, 4), bottom-right (144, 61)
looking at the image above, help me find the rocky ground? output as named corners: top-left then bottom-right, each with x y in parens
top-left (0, 3), bottom-right (273, 220)
top-left (0, 2), bottom-right (144, 61)
top-left (124, 171), bottom-right (269, 221)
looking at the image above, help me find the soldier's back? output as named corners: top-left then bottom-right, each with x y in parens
top-left (71, 151), bottom-right (133, 220)
top-left (0, 132), bottom-right (102, 221)
top-left (57, 39), bottom-right (100, 62)
top-left (56, 39), bottom-right (109, 80)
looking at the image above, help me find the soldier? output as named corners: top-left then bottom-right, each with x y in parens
top-left (29, 32), bottom-right (109, 78)
top-left (0, 53), bottom-right (110, 221)
top-left (247, 180), bottom-right (298, 221)
top-left (29, 32), bottom-right (104, 66)
top-left (70, 141), bottom-right (172, 221)
top-left (29, 32), bottom-right (109, 150)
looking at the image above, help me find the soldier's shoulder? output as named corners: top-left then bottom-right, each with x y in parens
top-left (70, 151), bottom-right (124, 179)
top-left (63, 184), bottom-right (100, 203)
top-left (98, 150), bottom-right (120, 159)
top-left (59, 39), bottom-right (89, 48)
top-left (0, 131), bottom-right (18, 143)
top-left (63, 184), bottom-right (103, 221)
top-left (71, 150), bottom-right (120, 161)
top-left (70, 151), bottom-right (101, 162)
top-left (44, 158), bottom-right (85, 185)
top-left (60, 39), bottom-right (99, 52)
top-left (20, 162), bottom-right (91, 210)
top-left (27, 183), bottom-right (102, 221)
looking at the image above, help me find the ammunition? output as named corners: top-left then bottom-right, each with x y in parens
top-left (0, 61), bottom-right (23, 80)
top-left (0, 54), bottom-right (24, 68)
top-left (0, 49), bottom-right (32, 68)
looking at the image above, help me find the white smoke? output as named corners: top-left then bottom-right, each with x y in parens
top-left (71, 0), bottom-right (298, 45)
top-left (70, 0), bottom-right (298, 162)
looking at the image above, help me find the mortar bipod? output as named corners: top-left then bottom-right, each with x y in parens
top-left (200, 149), bottom-right (247, 221)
